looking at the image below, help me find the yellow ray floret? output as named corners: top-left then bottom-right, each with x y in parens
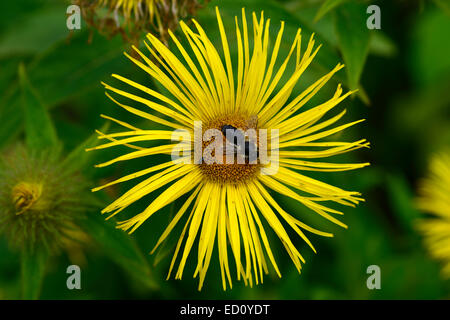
top-left (416, 151), bottom-right (450, 278)
top-left (90, 6), bottom-right (370, 290)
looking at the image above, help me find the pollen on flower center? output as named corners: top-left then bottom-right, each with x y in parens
top-left (12, 182), bottom-right (43, 215)
top-left (198, 113), bottom-right (261, 183)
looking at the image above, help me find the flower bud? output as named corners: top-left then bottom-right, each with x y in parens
top-left (12, 182), bottom-right (44, 215)
top-left (0, 145), bottom-right (88, 254)
top-left (75, 0), bottom-right (209, 44)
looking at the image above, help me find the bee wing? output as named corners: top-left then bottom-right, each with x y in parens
top-left (245, 115), bottom-right (258, 129)
top-left (223, 140), bottom-right (239, 155)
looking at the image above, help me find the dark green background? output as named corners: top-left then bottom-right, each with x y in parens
top-left (0, 0), bottom-right (449, 299)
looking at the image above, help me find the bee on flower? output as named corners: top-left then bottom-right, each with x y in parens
top-left (90, 7), bottom-right (370, 290)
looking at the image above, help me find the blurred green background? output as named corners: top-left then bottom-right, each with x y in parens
top-left (0, 0), bottom-right (449, 299)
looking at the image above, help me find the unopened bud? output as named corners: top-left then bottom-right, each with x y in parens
top-left (12, 182), bottom-right (43, 215)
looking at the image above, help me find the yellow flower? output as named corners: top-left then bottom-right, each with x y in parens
top-left (79, 0), bottom-right (208, 43)
top-left (98, 0), bottom-right (160, 24)
top-left (90, 7), bottom-right (370, 290)
top-left (416, 150), bottom-right (450, 278)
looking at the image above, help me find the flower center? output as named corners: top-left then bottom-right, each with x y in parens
top-left (12, 182), bottom-right (43, 215)
top-left (198, 114), bottom-right (261, 183)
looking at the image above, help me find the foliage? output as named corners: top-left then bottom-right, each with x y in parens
top-left (0, 0), bottom-right (449, 299)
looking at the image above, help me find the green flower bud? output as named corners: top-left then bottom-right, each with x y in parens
top-left (0, 145), bottom-right (88, 254)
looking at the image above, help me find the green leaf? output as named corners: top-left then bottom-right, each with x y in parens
top-left (21, 249), bottom-right (47, 300)
top-left (0, 0), bottom-right (48, 33)
top-left (61, 121), bottom-right (111, 173)
top-left (27, 33), bottom-right (127, 108)
top-left (386, 174), bottom-right (422, 234)
top-left (409, 9), bottom-right (450, 86)
top-left (19, 62), bottom-right (59, 150)
top-left (80, 212), bottom-right (159, 290)
top-left (0, 5), bottom-right (69, 56)
top-left (314, 0), bottom-right (349, 22)
top-left (433, 0), bottom-right (450, 16)
top-left (334, 2), bottom-right (370, 91)
top-left (369, 31), bottom-right (398, 58)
